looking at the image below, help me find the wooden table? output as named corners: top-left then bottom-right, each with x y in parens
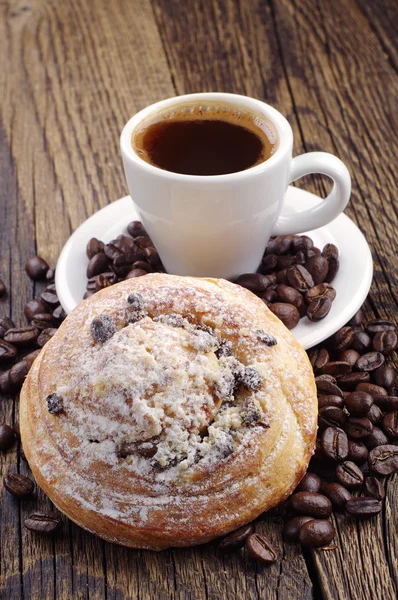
top-left (1, 0), bottom-right (397, 598)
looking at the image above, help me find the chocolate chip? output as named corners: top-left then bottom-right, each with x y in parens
top-left (242, 366), bottom-right (262, 391)
top-left (46, 393), bottom-right (64, 414)
top-left (91, 315), bottom-right (116, 343)
top-left (127, 292), bottom-right (144, 310)
top-left (256, 330), bottom-right (277, 346)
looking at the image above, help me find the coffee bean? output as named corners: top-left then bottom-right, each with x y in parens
top-left (356, 352), bottom-right (385, 372)
top-left (0, 371), bottom-right (12, 393)
top-left (24, 299), bottom-right (50, 322)
top-left (265, 235), bottom-right (294, 255)
top-left (46, 393), bottom-right (63, 414)
top-left (275, 285), bottom-right (305, 313)
top-left (276, 255), bottom-right (296, 269)
top-left (45, 283), bottom-right (56, 293)
top-left (24, 511), bottom-right (62, 535)
top-left (104, 239), bottom-right (128, 261)
top-left (4, 473), bottom-right (34, 498)
top-left (365, 477), bottom-right (385, 501)
top-left (53, 305), bottom-right (66, 323)
top-left (286, 265), bottom-right (314, 292)
top-left (316, 378), bottom-right (343, 397)
top-left (367, 404), bottom-right (383, 424)
top-left (95, 273), bottom-right (114, 292)
top-left (346, 312), bottom-right (363, 330)
top-left (127, 220), bottom-right (147, 238)
top-left (347, 440), bottom-right (369, 464)
top-left (134, 235), bottom-right (153, 249)
top-left (31, 313), bottom-right (54, 330)
top-left (373, 366), bottom-right (397, 389)
top-left (345, 497), bottom-right (382, 518)
top-left (275, 269), bottom-right (287, 284)
top-left (0, 424), bottom-right (16, 451)
top-left (4, 326), bottom-right (39, 346)
top-left (320, 361), bottom-right (351, 377)
top-left (305, 283), bottom-right (336, 305)
top-left (284, 516), bottom-right (314, 541)
top-left (351, 330), bottom-right (372, 354)
top-left (0, 279), bottom-right (6, 297)
top-left (0, 339), bottom-right (18, 362)
top-left (322, 482), bottom-right (352, 510)
top-left (0, 317), bottom-right (15, 339)
top-left (144, 247), bottom-right (160, 266)
top-left (261, 254), bottom-right (278, 274)
top-left (374, 396), bottom-right (398, 411)
top-left (112, 252), bottom-right (136, 277)
top-left (345, 417), bottom-right (373, 439)
top-left (9, 360), bottom-right (30, 390)
top-left (336, 461), bottom-right (364, 488)
top-left (298, 519), bottom-right (335, 548)
top-left (345, 391), bottom-right (373, 417)
top-left (321, 427), bottom-right (349, 461)
top-left (90, 315), bottom-right (116, 343)
top-left (318, 407), bottom-right (347, 430)
top-left (40, 291), bottom-right (60, 308)
top-left (382, 412), bottom-right (398, 438)
top-left (307, 297), bottom-right (332, 322)
top-left (296, 473), bottom-right (321, 493)
top-left (24, 350), bottom-right (41, 367)
top-left (336, 372), bottom-right (370, 390)
top-left (338, 349), bottom-right (360, 367)
top-left (322, 243), bottom-right (339, 262)
top-left (269, 303), bottom-right (300, 329)
top-left (131, 261), bottom-right (153, 273)
top-left (308, 347), bottom-right (330, 371)
top-left (334, 327), bottom-right (355, 352)
top-left (86, 237), bottom-right (105, 259)
top-left (318, 395), bottom-right (344, 409)
top-left (125, 268), bottom-right (149, 279)
top-left (246, 534), bottom-right (277, 565)
top-left (86, 252), bottom-right (109, 279)
top-left (25, 256), bottom-right (49, 280)
top-left (364, 427), bottom-right (389, 450)
top-left (292, 235), bottom-right (314, 253)
top-left (217, 524), bottom-right (253, 551)
top-left (37, 328), bottom-right (57, 347)
top-left (305, 255), bottom-right (329, 285)
top-left (368, 444), bottom-right (398, 475)
top-left (365, 320), bottom-right (396, 334)
top-left (45, 268), bottom-right (55, 281)
top-left (316, 374), bottom-right (336, 383)
top-left (235, 273), bottom-right (275, 293)
top-left (373, 330), bottom-right (397, 355)
top-left (260, 289), bottom-right (278, 304)
top-left (325, 257), bottom-right (339, 283)
top-left (289, 492), bottom-right (332, 518)
top-left (357, 383), bottom-right (388, 398)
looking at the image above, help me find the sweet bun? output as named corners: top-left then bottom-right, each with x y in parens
top-left (20, 274), bottom-right (317, 550)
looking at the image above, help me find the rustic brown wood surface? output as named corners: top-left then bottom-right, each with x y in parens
top-left (0, 0), bottom-right (397, 598)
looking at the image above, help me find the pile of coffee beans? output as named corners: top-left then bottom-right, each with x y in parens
top-left (237, 234), bottom-right (339, 329)
top-left (83, 226), bottom-right (338, 330)
top-left (83, 221), bottom-right (165, 300)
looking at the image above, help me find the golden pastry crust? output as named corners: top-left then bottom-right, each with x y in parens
top-left (20, 274), bottom-right (317, 550)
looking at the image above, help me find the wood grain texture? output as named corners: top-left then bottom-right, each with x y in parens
top-left (0, 0), bottom-right (397, 598)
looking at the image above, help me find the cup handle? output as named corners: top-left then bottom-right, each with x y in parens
top-left (272, 152), bottom-right (351, 236)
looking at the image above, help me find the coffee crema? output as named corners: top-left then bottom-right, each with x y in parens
top-left (132, 102), bottom-right (277, 176)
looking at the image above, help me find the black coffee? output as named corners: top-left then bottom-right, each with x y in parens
top-left (132, 103), bottom-right (277, 176)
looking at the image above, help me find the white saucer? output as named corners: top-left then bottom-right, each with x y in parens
top-left (56, 187), bottom-right (373, 349)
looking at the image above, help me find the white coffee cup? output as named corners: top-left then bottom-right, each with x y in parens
top-left (120, 93), bottom-right (351, 279)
